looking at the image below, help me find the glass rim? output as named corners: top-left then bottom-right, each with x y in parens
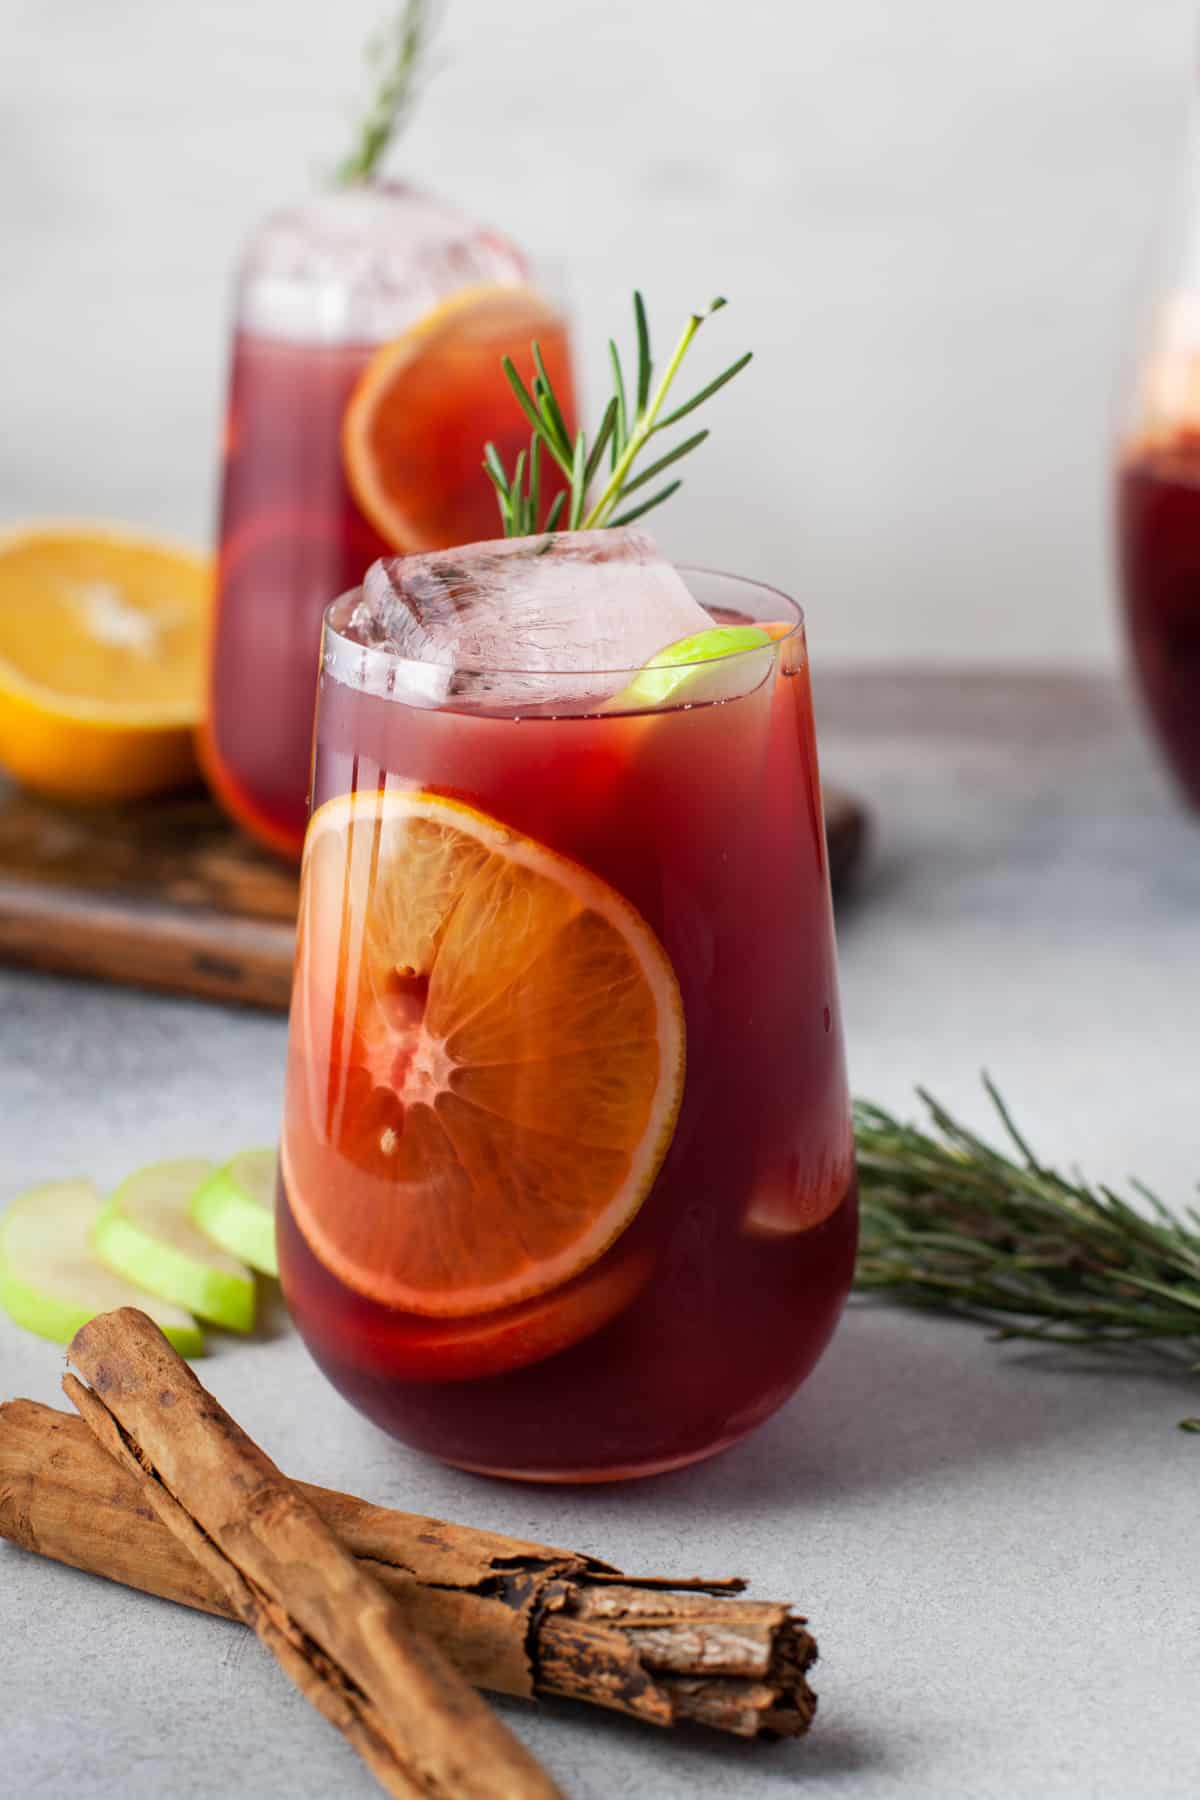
top-left (322, 565), bottom-right (804, 682)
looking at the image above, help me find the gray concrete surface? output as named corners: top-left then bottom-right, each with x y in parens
top-left (2, 672), bottom-right (1198, 1797)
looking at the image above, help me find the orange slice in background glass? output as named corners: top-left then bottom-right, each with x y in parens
top-left (284, 789), bottom-right (684, 1320)
top-left (342, 284), bottom-right (574, 553)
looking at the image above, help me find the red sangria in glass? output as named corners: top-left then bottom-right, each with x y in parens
top-left (202, 185), bottom-right (572, 856)
top-left (1117, 319), bottom-right (1200, 807)
top-left (1115, 71), bottom-right (1200, 807)
top-left (277, 531), bottom-right (857, 1480)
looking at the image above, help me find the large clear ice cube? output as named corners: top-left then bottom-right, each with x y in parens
top-left (346, 529), bottom-right (716, 710)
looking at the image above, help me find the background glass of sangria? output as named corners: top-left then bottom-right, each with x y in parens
top-left (201, 183), bottom-right (572, 856)
top-left (1117, 285), bottom-right (1200, 808)
top-left (1114, 93), bottom-right (1200, 810)
top-left (277, 532), bottom-right (857, 1482)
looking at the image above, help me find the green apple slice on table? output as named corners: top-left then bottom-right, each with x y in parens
top-left (0, 1178), bottom-right (204, 1354)
top-left (92, 1158), bottom-right (256, 1331)
top-left (608, 624), bottom-right (776, 711)
top-left (190, 1148), bottom-right (279, 1277)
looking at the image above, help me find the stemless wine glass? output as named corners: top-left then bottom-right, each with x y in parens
top-left (1116, 84), bottom-right (1200, 807)
top-left (277, 564), bottom-right (857, 1482)
top-left (200, 181), bottom-right (573, 857)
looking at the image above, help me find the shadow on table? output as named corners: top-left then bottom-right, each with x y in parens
top-left (754, 1306), bottom-right (1194, 1508)
top-left (493, 1690), bottom-right (895, 1793)
top-left (523, 1301), bottom-right (1198, 1527)
top-left (248, 1278), bottom-right (292, 1343)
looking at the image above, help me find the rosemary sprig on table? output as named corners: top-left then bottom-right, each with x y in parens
top-left (335, 0), bottom-right (435, 185)
top-left (484, 293), bottom-right (752, 537)
top-left (854, 1079), bottom-right (1200, 1423)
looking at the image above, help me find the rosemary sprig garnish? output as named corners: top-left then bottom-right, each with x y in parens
top-left (854, 1078), bottom-right (1200, 1425)
top-left (335, 1), bottom-right (435, 186)
top-left (484, 293), bottom-right (752, 538)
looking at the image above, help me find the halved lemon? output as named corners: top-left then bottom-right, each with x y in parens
top-left (342, 284), bottom-right (573, 552)
top-left (0, 522), bottom-right (210, 802)
top-left (283, 789), bottom-right (684, 1318)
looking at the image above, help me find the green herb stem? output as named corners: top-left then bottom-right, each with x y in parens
top-left (583, 301), bottom-right (720, 527)
top-left (484, 291), bottom-right (751, 539)
top-left (854, 1079), bottom-right (1200, 1424)
top-left (335, 1), bottom-right (433, 186)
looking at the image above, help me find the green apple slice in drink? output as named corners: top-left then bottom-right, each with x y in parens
top-left (190, 1149), bottom-right (279, 1277)
top-left (93, 1158), bottom-right (256, 1331)
top-left (0, 1178), bottom-right (204, 1354)
top-left (609, 624), bottom-right (775, 712)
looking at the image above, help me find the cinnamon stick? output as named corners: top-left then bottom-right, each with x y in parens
top-left (60, 1308), bottom-right (562, 1800)
top-left (0, 1395), bottom-right (817, 1740)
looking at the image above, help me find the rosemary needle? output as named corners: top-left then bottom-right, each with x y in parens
top-left (335, 0), bottom-right (435, 186)
top-left (484, 293), bottom-right (752, 538)
top-left (855, 1078), bottom-right (1200, 1426)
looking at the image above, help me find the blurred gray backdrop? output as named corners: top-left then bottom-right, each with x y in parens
top-left (0, 0), bottom-right (1191, 664)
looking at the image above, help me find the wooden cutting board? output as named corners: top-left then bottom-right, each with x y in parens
top-left (0, 780), bottom-right (867, 1011)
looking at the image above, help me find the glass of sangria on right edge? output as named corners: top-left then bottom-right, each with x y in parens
top-left (276, 528), bottom-right (858, 1481)
top-left (1117, 289), bottom-right (1200, 807)
top-left (1116, 64), bottom-right (1200, 811)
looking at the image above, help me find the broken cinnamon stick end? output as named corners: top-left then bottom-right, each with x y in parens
top-left (584, 1571), bottom-right (749, 1595)
top-left (3, 1395), bottom-right (821, 1747)
top-left (64, 1310), bottom-right (567, 1800)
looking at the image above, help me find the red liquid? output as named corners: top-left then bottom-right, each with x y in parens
top-left (202, 320), bottom-right (574, 857)
top-left (1118, 435), bottom-right (1200, 806)
top-left (202, 335), bottom-right (392, 854)
top-left (278, 610), bottom-right (857, 1481)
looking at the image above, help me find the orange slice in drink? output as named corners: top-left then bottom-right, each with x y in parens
top-left (284, 789), bottom-right (684, 1318)
top-left (342, 284), bottom-right (572, 553)
top-left (297, 1242), bottom-right (656, 1385)
top-left (743, 1140), bottom-right (856, 1238)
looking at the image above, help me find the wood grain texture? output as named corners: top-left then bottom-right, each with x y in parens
top-left (0, 778), bottom-right (866, 1009)
top-left (0, 784), bottom-right (299, 918)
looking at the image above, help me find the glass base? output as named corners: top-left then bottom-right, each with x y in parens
top-left (445, 1432), bottom-right (746, 1485)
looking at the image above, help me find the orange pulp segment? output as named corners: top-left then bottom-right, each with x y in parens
top-left (0, 522), bottom-right (210, 802)
top-left (342, 284), bottom-right (573, 553)
top-left (285, 789), bottom-right (684, 1317)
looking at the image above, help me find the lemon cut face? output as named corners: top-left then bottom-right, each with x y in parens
top-left (0, 522), bottom-right (210, 800)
